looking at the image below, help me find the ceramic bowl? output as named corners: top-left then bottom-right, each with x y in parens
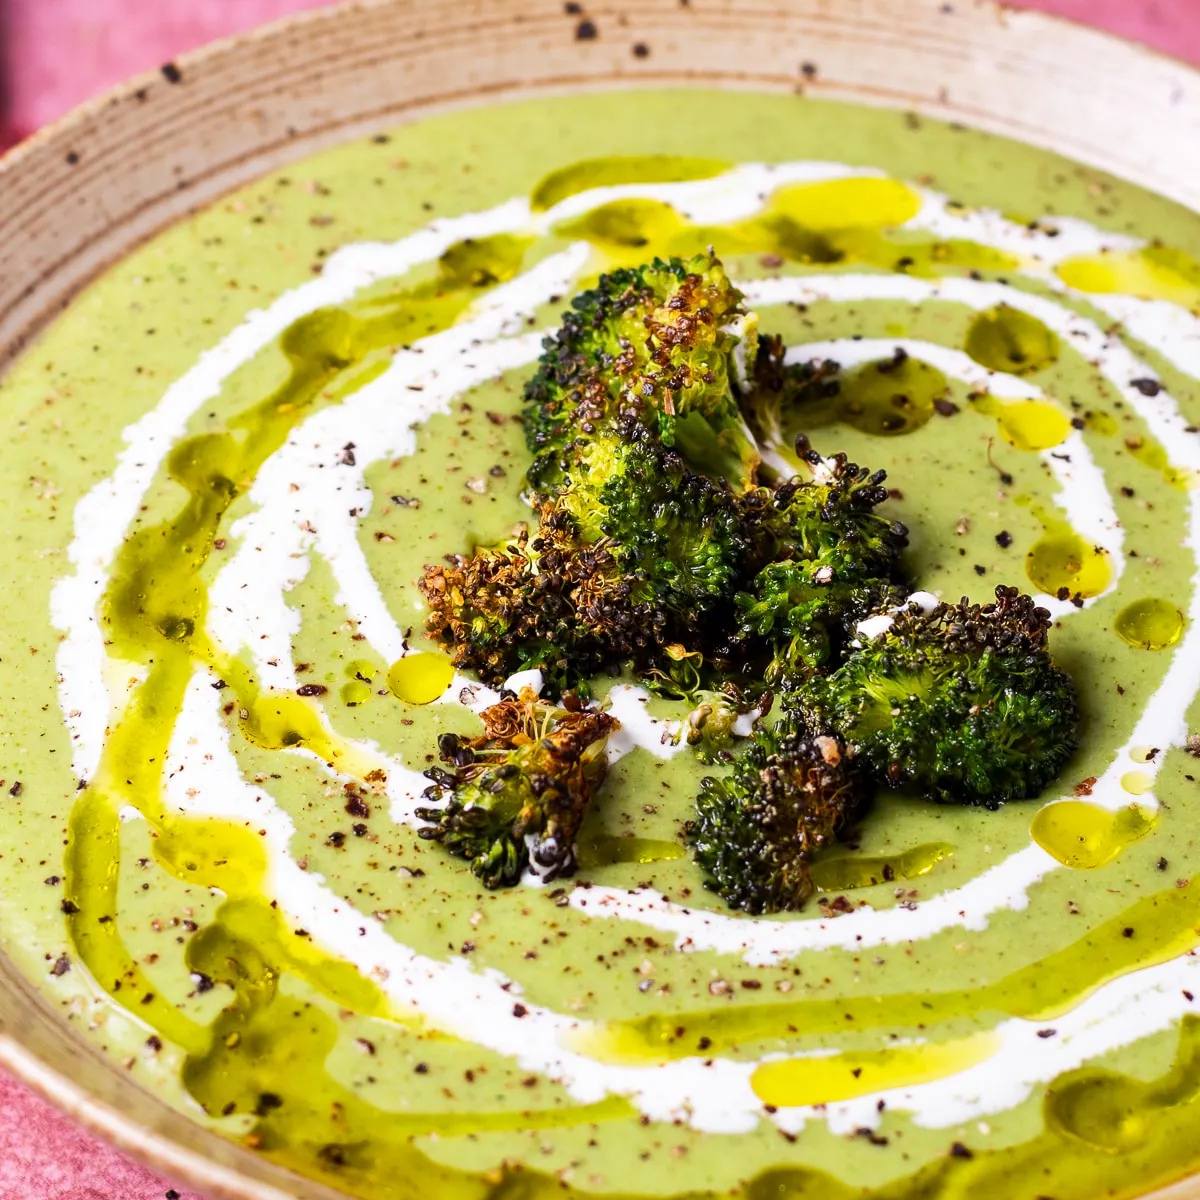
top-left (1, 2), bottom-right (1198, 1195)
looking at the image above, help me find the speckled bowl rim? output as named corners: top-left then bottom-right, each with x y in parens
top-left (1, 2), bottom-right (1199, 1197)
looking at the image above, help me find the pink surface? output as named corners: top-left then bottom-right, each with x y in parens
top-left (0, 1070), bottom-right (202, 1200)
top-left (0, 1), bottom-right (1198, 1198)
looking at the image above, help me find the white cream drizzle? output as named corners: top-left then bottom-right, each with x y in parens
top-left (50, 162), bottom-right (1200, 1137)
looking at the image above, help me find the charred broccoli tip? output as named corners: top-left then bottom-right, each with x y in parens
top-left (415, 688), bottom-right (619, 887)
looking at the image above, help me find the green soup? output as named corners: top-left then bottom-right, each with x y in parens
top-left (1, 89), bottom-right (1199, 1200)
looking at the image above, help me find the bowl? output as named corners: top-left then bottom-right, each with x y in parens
top-left (1, 2), bottom-right (1198, 1196)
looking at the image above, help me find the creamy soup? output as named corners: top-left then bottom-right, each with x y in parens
top-left (1, 89), bottom-right (1200, 1200)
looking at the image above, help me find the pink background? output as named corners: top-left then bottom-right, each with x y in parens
top-left (0, 1), bottom-right (1197, 1197)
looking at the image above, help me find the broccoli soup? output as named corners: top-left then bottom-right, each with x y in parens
top-left (2, 89), bottom-right (1200, 1200)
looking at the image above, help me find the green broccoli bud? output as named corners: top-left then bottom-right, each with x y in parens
top-left (733, 559), bottom-right (908, 682)
top-left (678, 688), bottom-right (761, 765)
top-left (746, 450), bottom-right (910, 577)
top-left (796, 586), bottom-right (1079, 807)
top-left (415, 688), bottom-right (618, 887)
top-left (718, 452), bottom-right (909, 680)
top-left (523, 253), bottom-right (760, 492)
top-left (687, 710), bottom-right (866, 913)
top-left (571, 423), bottom-right (749, 613)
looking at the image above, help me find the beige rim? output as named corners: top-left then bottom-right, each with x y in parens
top-left (1, 1), bottom-right (1198, 1196)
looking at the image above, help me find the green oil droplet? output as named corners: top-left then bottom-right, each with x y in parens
top-left (1047, 1071), bottom-right (1154, 1152)
top-left (1115, 598), bottom-right (1185, 650)
top-left (965, 304), bottom-right (1059, 375)
top-left (1121, 771), bottom-right (1154, 797)
top-left (388, 651), bottom-right (455, 704)
top-left (974, 397), bottom-right (1070, 451)
top-left (341, 679), bottom-right (373, 707)
top-left (1026, 526), bottom-right (1113, 599)
top-left (557, 199), bottom-right (684, 249)
top-left (1124, 436), bottom-right (1193, 490)
top-left (346, 658), bottom-right (378, 682)
top-left (770, 177), bottom-right (922, 230)
top-left (280, 306), bottom-right (360, 367)
top-left (810, 842), bottom-right (953, 891)
top-left (1056, 245), bottom-right (1200, 308)
top-left (1031, 801), bottom-right (1155, 869)
top-left (577, 836), bottom-right (684, 868)
top-left (530, 155), bottom-right (730, 211)
top-left (750, 1031), bottom-right (998, 1108)
top-left (834, 354), bottom-right (947, 436)
top-left (437, 233), bottom-right (532, 289)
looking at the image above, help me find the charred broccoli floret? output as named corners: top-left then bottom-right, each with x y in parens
top-left (523, 253), bottom-right (760, 492)
top-left (419, 520), bottom-right (667, 695)
top-left (745, 450), bottom-right (910, 578)
top-left (794, 586), bottom-right (1078, 807)
top-left (722, 452), bottom-right (910, 680)
top-left (732, 561), bottom-right (907, 682)
top-left (415, 688), bottom-right (618, 887)
top-left (687, 710), bottom-right (866, 913)
top-left (420, 425), bottom-right (747, 690)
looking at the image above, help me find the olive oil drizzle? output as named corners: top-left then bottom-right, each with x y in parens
top-left (576, 879), bottom-right (1200, 1063)
top-left (61, 232), bottom-right (574, 1151)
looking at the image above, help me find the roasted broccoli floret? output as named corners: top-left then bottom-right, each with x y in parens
top-left (419, 518), bottom-right (667, 695)
top-left (554, 422), bottom-right (748, 613)
top-left (794, 586), bottom-right (1078, 807)
top-left (415, 688), bottom-right (618, 887)
top-left (687, 710), bottom-right (866, 913)
top-left (420, 424), bottom-right (747, 690)
top-left (745, 449), bottom-right (910, 577)
top-left (523, 253), bottom-right (760, 493)
top-left (732, 560), bottom-right (907, 682)
top-left (719, 451), bottom-right (910, 680)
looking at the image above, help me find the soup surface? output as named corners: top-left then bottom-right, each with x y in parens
top-left (2, 89), bottom-right (1200, 1199)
